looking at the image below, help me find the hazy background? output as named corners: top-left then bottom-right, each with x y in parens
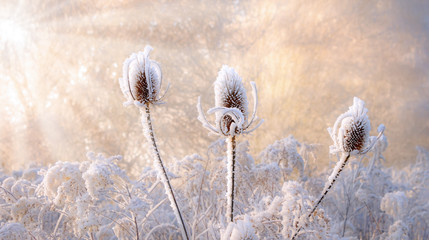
top-left (1, 0), bottom-right (428, 174)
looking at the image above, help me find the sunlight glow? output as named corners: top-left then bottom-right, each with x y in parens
top-left (0, 19), bottom-right (27, 47)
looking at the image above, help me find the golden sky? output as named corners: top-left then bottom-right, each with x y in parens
top-left (1, 0), bottom-right (428, 172)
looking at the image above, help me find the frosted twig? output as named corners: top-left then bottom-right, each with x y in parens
top-left (140, 198), bottom-right (168, 226)
top-left (0, 186), bottom-right (18, 201)
top-left (126, 186), bottom-right (140, 240)
top-left (140, 103), bottom-right (189, 240)
top-left (291, 152), bottom-right (350, 240)
top-left (99, 212), bottom-right (135, 237)
top-left (226, 135), bottom-right (237, 222)
top-left (53, 205), bottom-right (66, 238)
top-left (144, 224), bottom-right (177, 240)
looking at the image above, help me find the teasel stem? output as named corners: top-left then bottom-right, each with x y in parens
top-left (291, 152), bottom-right (350, 240)
top-left (226, 135), bottom-right (237, 222)
top-left (140, 103), bottom-right (189, 240)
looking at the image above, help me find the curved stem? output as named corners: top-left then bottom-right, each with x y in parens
top-left (226, 136), bottom-right (237, 222)
top-left (291, 153), bottom-right (350, 240)
top-left (141, 103), bottom-right (189, 240)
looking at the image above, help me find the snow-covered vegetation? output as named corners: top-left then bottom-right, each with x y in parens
top-left (1, 80), bottom-right (428, 239)
top-left (1, 1), bottom-right (429, 239)
top-left (1, 131), bottom-right (428, 239)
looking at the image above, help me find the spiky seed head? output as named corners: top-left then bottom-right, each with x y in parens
top-left (119, 45), bottom-right (162, 105)
top-left (214, 65), bottom-right (249, 134)
top-left (329, 97), bottom-right (371, 154)
top-left (339, 116), bottom-right (370, 153)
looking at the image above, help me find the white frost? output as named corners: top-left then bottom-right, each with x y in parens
top-left (197, 65), bottom-right (262, 137)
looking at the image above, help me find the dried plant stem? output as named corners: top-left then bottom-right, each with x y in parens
top-left (226, 135), bottom-right (237, 222)
top-left (141, 103), bottom-right (189, 240)
top-left (291, 152), bottom-right (350, 240)
top-left (0, 186), bottom-right (17, 201)
top-left (53, 206), bottom-right (66, 237)
top-left (364, 201), bottom-right (382, 237)
top-left (126, 186), bottom-right (140, 240)
top-left (133, 214), bottom-right (139, 240)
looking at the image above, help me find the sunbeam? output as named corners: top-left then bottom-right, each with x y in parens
top-left (0, 0), bottom-right (428, 173)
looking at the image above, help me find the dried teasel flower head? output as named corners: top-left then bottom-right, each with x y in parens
top-left (214, 65), bottom-right (249, 124)
top-left (197, 65), bottom-right (263, 137)
top-left (119, 45), bottom-right (169, 106)
top-left (328, 97), bottom-right (385, 155)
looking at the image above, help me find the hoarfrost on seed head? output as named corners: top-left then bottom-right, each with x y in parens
top-left (119, 45), bottom-right (167, 106)
top-left (197, 65), bottom-right (262, 137)
top-left (328, 97), bottom-right (384, 155)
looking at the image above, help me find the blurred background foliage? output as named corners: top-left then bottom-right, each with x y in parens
top-left (1, 0), bottom-right (428, 173)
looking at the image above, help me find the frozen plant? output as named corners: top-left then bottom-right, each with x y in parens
top-left (197, 65), bottom-right (262, 222)
top-left (0, 222), bottom-right (30, 240)
top-left (37, 161), bottom-right (86, 207)
top-left (292, 97), bottom-right (384, 239)
top-left (119, 46), bottom-right (188, 240)
top-left (11, 197), bottom-right (42, 230)
top-left (221, 215), bottom-right (258, 240)
top-left (282, 181), bottom-right (331, 239)
top-left (259, 135), bottom-right (305, 180)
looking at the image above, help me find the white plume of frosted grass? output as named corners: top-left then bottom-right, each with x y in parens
top-left (197, 65), bottom-right (262, 223)
top-left (119, 46), bottom-right (188, 240)
top-left (292, 97), bottom-right (385, 240)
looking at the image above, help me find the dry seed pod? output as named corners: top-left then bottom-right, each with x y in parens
top-left (198, 65), bottom-right (262, 137)
top-left (328, 97), bottom-right (384, 155)
top-left (292, 97), bottom-right (385, 240)
top-left (119, 46), bottom-right (188, 240)
top-left (197, 65), bottom-right (262, 223)
top-left (119, 45), bottom-right (167, 106)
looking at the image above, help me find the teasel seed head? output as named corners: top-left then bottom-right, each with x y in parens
top-left (339, 116), bottom-right (370, 153)
top-left (119, 45), bottom-right (169, 106)
top-left (328, 97), bottom-right (384, 155)
top-left (197, 65), bottom-right (263, 137)
top-left (215, 65), bottom-right (249, 123)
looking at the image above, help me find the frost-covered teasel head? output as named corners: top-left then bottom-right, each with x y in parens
top-left (214, 66), bottom-right (249, 124)
top-left (119, 45), bottom-right (168, 106)
top-left (197, 65), bottom-right (263, 137)
top-left (328, 97), bottom-right (385, 155)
